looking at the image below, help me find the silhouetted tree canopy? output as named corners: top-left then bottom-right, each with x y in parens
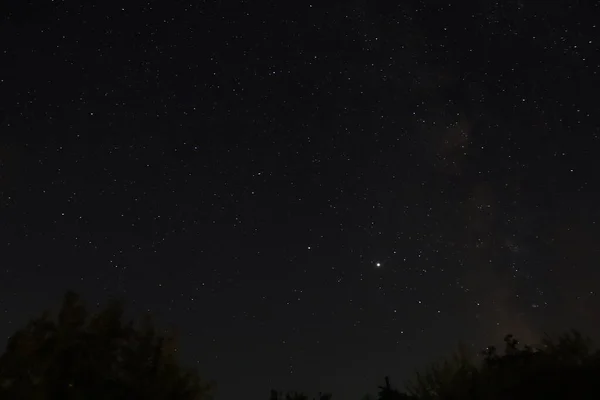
top-left (0, 291), bottom-right (213, 400)
top-left (405, 330), bottom-right (600, 400)
top-left (274, 332), bottom-right (600, 400)
top-left (4, 290), bottom-right (600, 400)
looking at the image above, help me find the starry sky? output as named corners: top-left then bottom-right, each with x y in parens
top-left (1, 0), bottom-right (599, 399)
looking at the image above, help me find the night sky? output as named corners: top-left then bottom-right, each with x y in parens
top-left (1, 0), bottom-right (599, 399)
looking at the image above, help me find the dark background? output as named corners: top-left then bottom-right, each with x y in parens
top-left (1, 1), bottom-right (599, 399)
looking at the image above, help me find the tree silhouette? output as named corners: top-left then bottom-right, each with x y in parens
top-left (377, 376), bottom-right (415, 400)
top-left (406, 341), bottom-right (478, 400)
top-left (6, 292), bottom-right (600, 400)
top-left (405, 330), bottom-right (600, 400)
top-left (0, 291), bottom-right (213, 400)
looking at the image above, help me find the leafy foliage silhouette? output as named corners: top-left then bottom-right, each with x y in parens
top-left (272, 331), bottom-right (600, 400)
top-left (405, 330), bottom-right (600, 400)
top-left (0, 291), bottom-right (213, 400)
top-left (3, 290), bottom-right (600, 400)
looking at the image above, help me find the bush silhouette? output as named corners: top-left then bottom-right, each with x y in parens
top-left (0, 291), bottom-right (213, 400)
